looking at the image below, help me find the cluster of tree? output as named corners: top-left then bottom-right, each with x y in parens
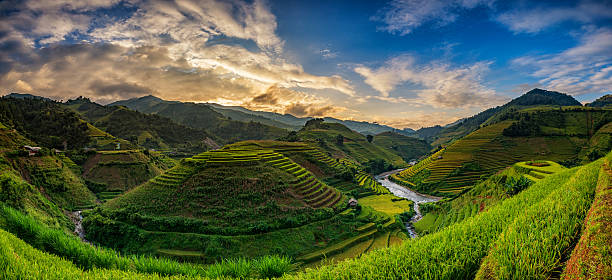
top-left (110, 99), bottom-right (288, 144)
top-left (502, 118), bottom-right (541, 137)
top-left (0, 97), bottom-right (90, 149)
top-left (66, 97), bottom-right (215, 152)
top-left (363, 159), bottom-right (393, 175)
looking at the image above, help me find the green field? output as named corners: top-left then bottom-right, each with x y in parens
top-left (392, 108), bottom-right (612, 197)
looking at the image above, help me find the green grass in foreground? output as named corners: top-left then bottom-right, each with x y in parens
top-left (285, 156), bottom-right (603, 279)
top-left (0, 204), bottom-right (292, 279)
top-left (475, 159), bottom-right (601, 279)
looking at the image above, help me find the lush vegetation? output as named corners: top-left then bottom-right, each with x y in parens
top-left (391, 107), bottom-right (612, 197)
top-left (428, 88), bottom-right (583, 146)
top-left (289, 156), bottom-right (603, 279)
top-left (586, 94), bottom-right (612, 108)
top-left (110, 95), bottom-right (288, 144)
top-left (0, 96), bottom-right (90, 149)
top-left (65, 97), bottom-right (216, 153)
top-left (296, 119), bottom-right (407, 168)
top-left (81, 150), bottom-right (175, 201)
top-left (372, 131), bottom-right (430, 162)
top-left (561, 154), bottom-right (612, 280)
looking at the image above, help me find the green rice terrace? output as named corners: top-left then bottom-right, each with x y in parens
top-left (392, 108), bottom-right (612, 197)
top-left (0, 93), bottom-right (610, 279)
top-left (82, 142), bottom-right (412, 266)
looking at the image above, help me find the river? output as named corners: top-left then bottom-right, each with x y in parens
top-left (375, 169), bottom-right (441, 238)
top-left (68, 210), bottom-right (89, 243)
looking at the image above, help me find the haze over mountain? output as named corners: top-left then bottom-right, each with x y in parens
top-left (112, 95), bottom-right (414, 135)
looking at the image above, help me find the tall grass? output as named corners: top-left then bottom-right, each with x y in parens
top-left (287, 162), bottom-right (593, 279)
top-left (475, 159), bottom-right (602, 279)
top-left (0, 204), bottom-right (292, 278)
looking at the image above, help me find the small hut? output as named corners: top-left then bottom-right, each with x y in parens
top-left (23, 145), bottom-right (41, 156)
top-left (347, 198), bottom-right (358, 208)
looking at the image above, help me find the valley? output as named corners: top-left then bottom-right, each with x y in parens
top-left (0, 89), bottom-right (610, 279)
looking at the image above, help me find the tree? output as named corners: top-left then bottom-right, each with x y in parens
top-left (305, 118), bottom-right (324, 128)
top-left (335, 134), bottom-right (344, 146)
top-left (366, 134), bottom-right (373, 143)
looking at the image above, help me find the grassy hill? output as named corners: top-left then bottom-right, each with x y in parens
top-left (81, 150), bottom-right (175, 202)
top-left (0, 96), bottom-right (91, 150)
top-left (413, 160), bottom-right (566, 235)
top-left (295, 120), bottom-right (408, 169)
top-left (391, 107), bottom-right (612, 197)
top-left (372, 131), bottom-right (431, 162)
top-left (110, 95), bottom-right (288, 144)
top-left (429, 88), bottom-right (583, 146)
top-left (64, 97), bottom-right (217, 154)
top-left (82, 141), bottom-right (413, 264)
top-left (289, 152), bottom-right (610, 279)
top-left (586, 94), bottom-right (612, 107)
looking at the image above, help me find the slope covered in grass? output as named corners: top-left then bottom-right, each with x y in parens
top-left (561, 154), bottom-right (612, 280)
top-left (82, 148), bottom-right (386, 262)
top-left (392, 107), bottom-right (612, 197)
top-left (430, 88), bottom-right (583, 146)
top-left (372, 131), bottom-right (430, 162)
top-left (64, 97), bottom-right (216, 153)
top-left (81, 150), bottom-right (175, 202)
top-left (296, 120), bottom-right (407, 168)
top-left (289, 154), bottom-right (604, 279)
top-left (110, 95), bottom-right (288, 144)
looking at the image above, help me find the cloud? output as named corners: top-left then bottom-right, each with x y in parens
top-left (372, 0), bottom-right (495, 35)
top-left (89, 80), bottom-right (152, 97)
top-left (0, 0), bottom-right (355, 108)
top-left (284, 103), bottom-right (342, 118)
top-left (354, 55), bottom-right (505, 108)
top-left (319, 48), bottom-right (338, 59)
top-left (243, 85), bottom-right (346, 118)
top-left (512, 28), bottom-right (612, 95)
top-left (496, 1), bottom-right (612, 34)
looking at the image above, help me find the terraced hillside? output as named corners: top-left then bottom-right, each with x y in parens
top-left (83, 148), bottom-right (385, 262)
top-left (296, 120), bottom-right (407, 168)
top-left (289, 152), bottom-right (610, 279)
top-left (81, 150), bottom-right (175, 202)
top-left (224, 141), bottom-right (390, 197)
top-left (392, 107), bottom-right (612, 196)
top-left (414, 160), bottom-right (566, 235)
top-left (429, 88), bottom-right (583, 146)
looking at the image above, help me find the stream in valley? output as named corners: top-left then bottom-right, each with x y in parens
top-left (68, 210), bottom-right (89, 243)
top-left (375, 169), bottom-right (441, 238)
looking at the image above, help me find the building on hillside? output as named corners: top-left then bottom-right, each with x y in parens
top-left (23, 145), bottom-right (41, 156)
top-left (408, 160), bottom-right (417, 166)
top-left (348, 198), bottom-right (358, 208)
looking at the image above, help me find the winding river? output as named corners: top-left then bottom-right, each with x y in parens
top-left (375, 169), bottom-right (441, 238)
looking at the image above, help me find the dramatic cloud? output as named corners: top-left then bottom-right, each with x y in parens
top-left (355, 55), bottom-right (505, 108)
top-left (243, 85), bottom-right (346, 117)
top-left (372, 0), bottom-right (494, 35)
top-left (0, 0), bottom-right (354, 110)
top-left (496, 1), bottom-right (612, 34)
top-left (512, 28), bottom-right (612, 96)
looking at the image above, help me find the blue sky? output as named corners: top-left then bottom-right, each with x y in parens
top-left (1, 0), bottom-right (611, 128)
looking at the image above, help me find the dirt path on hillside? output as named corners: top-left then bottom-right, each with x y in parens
top-left (375, 170), bottom-right (441, 238)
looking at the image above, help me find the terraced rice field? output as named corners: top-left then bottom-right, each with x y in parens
top-left (514, 161), bottom-right (566, 181)
top-left (391, 149), bottom-right (445, 186)
top-left (266, 154), bottom-right (343, 209)
top-left (296, 206), bottom-right (405, 265)
top-left (390, 121), bottom-right (581, 195)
